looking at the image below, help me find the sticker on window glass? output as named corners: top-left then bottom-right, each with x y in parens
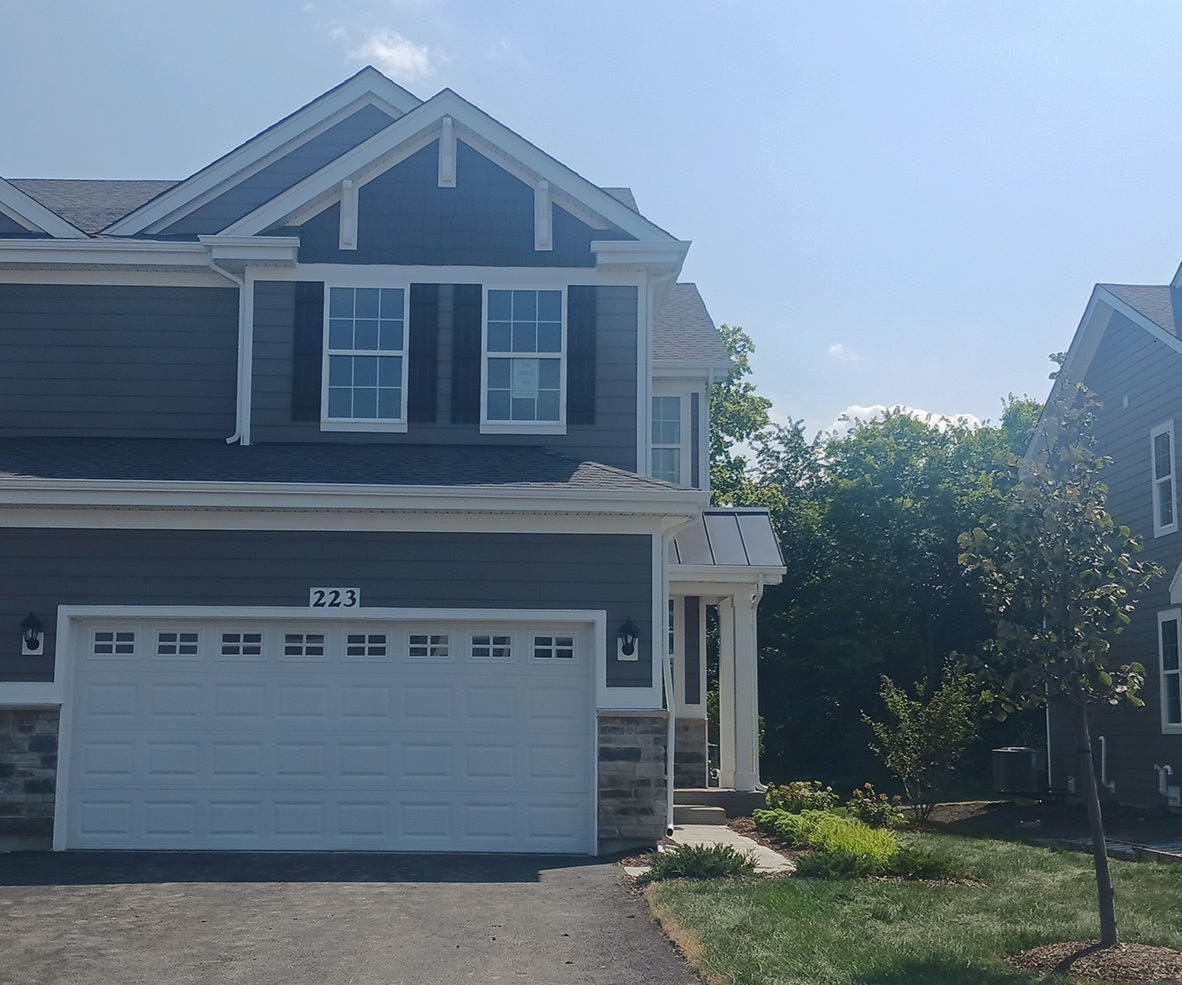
top-left (511, 359), bottom-right (539, 398)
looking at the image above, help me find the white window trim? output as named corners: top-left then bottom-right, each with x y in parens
top-left (1161, 609), bottom-right (1182, 734)
top-left (320, 284), bottom-right (410, 433)
top-left (651, 381), bottom-right (699, 488)
top-left (1152, 420), bottom-right (1177, 537)
top-left (480, 286), bottom-right (567, 435)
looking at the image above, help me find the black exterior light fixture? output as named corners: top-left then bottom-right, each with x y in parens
top-left (617, 617), bottom-right (640, 661)
top-left (20, 613), bottom-right (43, 656)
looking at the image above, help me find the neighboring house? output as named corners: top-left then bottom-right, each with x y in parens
top-left (0, 68), bottom-right (784, 853)
top-left (1045, 261), bottom-right (1182, 810)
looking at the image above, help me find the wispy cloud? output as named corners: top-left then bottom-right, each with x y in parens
top-left (342, 28), bottom-right (438, 82)
top-left (825, 404), bottom-right (982, 436)
top-left (826, 342), bottom-right (861, 363)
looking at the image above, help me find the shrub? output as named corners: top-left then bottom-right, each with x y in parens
top-left (862, 660), bottom-right (981, 821)
top-left (793, 841), bottom-right (968, 881)
top-left (765, 780), bottom-right (840, 813)
top-left (637, 843), bottom-right (757, 884)
top-left (754, 808), bottom-right (899, 861)
top-left (846, 783), bottom-right (907, 828)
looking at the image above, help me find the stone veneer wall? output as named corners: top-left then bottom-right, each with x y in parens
top-left (597, 709), bottom-right (668, 851)
top-left (674, 717), bottom-right (708, 789)
top-left (0, 707), bottom-right (58, 839)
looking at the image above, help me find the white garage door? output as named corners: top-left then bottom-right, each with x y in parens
top-left (61, 614), bottom-right (595, 853)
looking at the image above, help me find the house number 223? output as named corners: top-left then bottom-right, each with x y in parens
top-left (308, 587), bottom-right (360, 608)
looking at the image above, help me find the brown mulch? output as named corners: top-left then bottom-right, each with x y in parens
top-left (1009, 940), bottom-right (1182, 982)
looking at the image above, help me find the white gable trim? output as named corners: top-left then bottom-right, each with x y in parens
top-left (104, 68), bottom-right (420, 236)
top-left (0, 178), bottom-right (88, 239)
top-left (215, 89), bottom-right (678, 244)
top-left (1170, 561), bottom-right (1182, 605)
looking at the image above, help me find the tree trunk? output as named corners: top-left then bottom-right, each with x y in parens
top-left (1071, 680), bottom-right (1118, 947)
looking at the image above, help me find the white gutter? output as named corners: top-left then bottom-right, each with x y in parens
top-left (204, 256), bottom-right (248, 446)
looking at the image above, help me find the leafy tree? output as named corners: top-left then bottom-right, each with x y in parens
top-left (958, 379), bottom-right (1163, 947)
top-left (709, 324), bottom-right (773, 506)
top-left (862, 661), bottom-right (980, 821)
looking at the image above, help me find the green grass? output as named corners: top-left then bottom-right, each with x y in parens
top-left (646, 832), bottom-right (1182, 985)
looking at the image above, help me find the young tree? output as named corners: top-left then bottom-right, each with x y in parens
top-left (958, 380), bottom-right (1163, 947)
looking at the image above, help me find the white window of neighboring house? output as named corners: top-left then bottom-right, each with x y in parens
top-left (1160, 609), bottom-right (1182, 733)
top-left (482, 288), bottom-right (565, 434)
top-left (652, 395), bottom-right (682, 484)
top-left (1151, 420), bottom-right (1177, 536)
top-left (322, 286), bottom-right (409, 432)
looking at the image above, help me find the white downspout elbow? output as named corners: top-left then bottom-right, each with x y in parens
top-left (206, 256), bottom-right (249, 445)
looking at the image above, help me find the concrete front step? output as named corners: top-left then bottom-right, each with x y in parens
top-left (672, 804), bottom-right (727, 825)
top-left (674, 788), bottom-right (767, 817)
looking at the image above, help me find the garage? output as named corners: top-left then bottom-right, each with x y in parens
top-left (57, 610), bottom-right (597, 853)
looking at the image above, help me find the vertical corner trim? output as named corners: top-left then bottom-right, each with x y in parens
top-left (534, 180), bottom-right (553, 251)
top-left (338, 179), bottom-right (358, 251)
top-left (438, 116), bottom-right (456, 188)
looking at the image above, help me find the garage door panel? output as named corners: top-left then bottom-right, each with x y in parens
top-left (65, 616), bottom-right (595, 852)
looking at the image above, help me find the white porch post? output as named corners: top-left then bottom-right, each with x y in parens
top-left (731, 590), bottom-right (761, 791)
top-left (717, 597), bottom-right (737, 788)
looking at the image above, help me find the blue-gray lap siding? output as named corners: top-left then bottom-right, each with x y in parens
top-left (0, 284), bottom-right (238, 437)
top-left (158, 104), bottom-right (397, 237)
top-left (1046, 310), bottom-right (1182, 807)
top-left (0, 528), bottom-right (654, 688)
top-left (293, 140), bottom-right (633, 268)
top-left (250, 280), bottom-right (640, 471)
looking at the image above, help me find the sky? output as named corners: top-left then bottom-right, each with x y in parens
top-left (1, 1), bottom-right (1177, 437)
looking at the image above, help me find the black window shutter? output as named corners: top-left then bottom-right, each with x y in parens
top-left (407, 283), bottom-right (439, 423)
top-left (566, 285), bottom-right (597, 425)
top-left (451, 283), bottom-right (483, 424)
top-left (291, 281), bottom-right (324, 422)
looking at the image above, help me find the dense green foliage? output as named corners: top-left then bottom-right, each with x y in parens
top-left (863, 661), bottom-right (981, 820)
top-left (705, 333), bottom-right (1043, 782)
top-left (754, 808), bottom-right (900, 861)
top-left (638, 842), bottom-right (756, 883)
top-left (647, 832), bottom-right (1182, 984)
top-left (764, 780), bottom-right (839, 814)
top-left (845, 783), bottom-right (907, 828)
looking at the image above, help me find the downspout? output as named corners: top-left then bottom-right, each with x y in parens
top-left (206, 256), bottom-right (249, 445)
top-left (1098, 736), bottom-right (1116, 794)
top-left (752, 571), bottom-right (766, 791)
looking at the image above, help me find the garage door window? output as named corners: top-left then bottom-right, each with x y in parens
top-left (408, 633), bottom-right (449, 659)
top-left (93, 631), bottom-right (135, 656)
top-left (220, 632), bottom-right (262, 657)
top-left (157, 632), bottom-right (199, 656)
top-left (283, 633), bottom-right (326, 658)
top-left (471, 634), bottom-right (511, 660)
top-left (533, 635), bottom-right (574, 659)
top-left (346, 633), bottom-right (388, 658)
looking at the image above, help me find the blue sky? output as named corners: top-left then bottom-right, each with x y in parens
top-left (1, 1), bottom-right (1177, 435)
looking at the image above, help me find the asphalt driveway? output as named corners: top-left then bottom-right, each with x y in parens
top-left (0, 852), bottom-right (699, 985)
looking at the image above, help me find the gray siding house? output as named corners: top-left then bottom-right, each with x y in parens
top-left (0, 69), bottom-right (783, 853)
top-left (1045, 262), bottom-right (1182, 811)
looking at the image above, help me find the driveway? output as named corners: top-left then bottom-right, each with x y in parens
top-left (0, 852), bottom-right (699, 985)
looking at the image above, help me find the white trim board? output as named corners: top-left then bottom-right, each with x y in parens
top-left (0, 178), bottom-right (87, 239)
top-left (104, 68), bottom-right (421, 236)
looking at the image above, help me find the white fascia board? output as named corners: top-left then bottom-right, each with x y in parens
top-left (592, 239), bottom-right (691, 272)
top-left (0, 238), bottom-right (213, 269)
top-left (218, 89), bottom-right (682, 244)
top-left (0, 477), bottom-right (708, 516)
top-left (653, 358), bottom-right (734, 378)
top-left (198, 235), bottom-right (300, 266)
top-left (105, 69), bottom-right (422, 236)
top-left (669, 564), bottom-right (786, 589)
top-left (0, 178), bottom-right (88, 239)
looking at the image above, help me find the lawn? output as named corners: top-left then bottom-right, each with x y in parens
top-left (644, 832), bottom-right (1182, 985)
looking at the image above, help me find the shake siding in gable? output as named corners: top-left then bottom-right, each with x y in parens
top-left (1046, 309), bottom-right (1182, 805)
top-left (0, 284), bottom-right (238, 437)
top-left (250, 281), bottom-right (639, 472)
top-left (158, 104), bottom-right (397, 237)
top-left (0, 528), bottom-right (654, 689)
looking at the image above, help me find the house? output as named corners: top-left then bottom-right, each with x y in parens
top-left (0, 68), bottom-right (785, 853)
top-left (1044, 261), bottom-right (1182, 809)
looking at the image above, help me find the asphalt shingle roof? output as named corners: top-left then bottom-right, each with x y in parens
top-left (653, 283), bottom-right (731, 365)
top-left (8, 179), bottom-right (177, 234)
top-left (1100, 283), bottom-right (1180, 337)
top-left (0, 438), bottom-right (677, 491)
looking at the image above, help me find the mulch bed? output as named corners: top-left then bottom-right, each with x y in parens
top-left (1009, 941), bottom-right (1182, 982)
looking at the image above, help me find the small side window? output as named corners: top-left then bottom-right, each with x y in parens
top-left (1161, 611), bottom-right (1182, 733)
top-left (1152, 421), bottom-right (1177, 537)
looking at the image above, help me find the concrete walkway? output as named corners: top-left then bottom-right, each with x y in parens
top-left (671, 823), bottom-right (794, 873)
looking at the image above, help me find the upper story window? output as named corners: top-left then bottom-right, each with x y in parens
top-left (1160, 610), bottom-right (1181, 733)
top-left (652, 396), bottom-right (682, 484)
top-left (482, 288), bottom-right (565, 434)
top-left (323, 286), bottom-right (408, 432)
top-left (1151, 420), bottom-right (1177, 536)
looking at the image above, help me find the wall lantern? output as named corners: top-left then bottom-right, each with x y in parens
top-left (20, 613), bottom-right (44, 656)
top-left (617, 617), bottom-right (640, 662)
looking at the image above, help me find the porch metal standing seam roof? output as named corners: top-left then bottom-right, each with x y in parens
top-left (670, 508), bottom-right (785, 569)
